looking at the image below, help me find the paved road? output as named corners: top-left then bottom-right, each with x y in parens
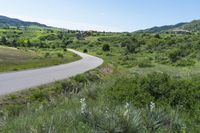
top-left (0, 49), bottom-right (103, 95)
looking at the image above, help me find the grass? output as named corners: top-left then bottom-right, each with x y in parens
top-left (0, 28), bottom-right (200, 132)
top-left (129, 62), bottom-right (200, 79)
top-left (0, 71), bottom-right (189, 133)
top-left (0, 46), bottom-right (81, 72)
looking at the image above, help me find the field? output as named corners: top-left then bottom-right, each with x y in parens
top-left (0, 46), bottom-right (80, 72)
top-left (0, 27), bottom-right (200, 132)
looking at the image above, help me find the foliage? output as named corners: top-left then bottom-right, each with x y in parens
top-left (102, 44), bottom-right (110, 51)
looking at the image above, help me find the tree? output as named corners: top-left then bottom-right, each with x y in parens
top-left (121, 38), bottom-right (140, 53)
top-left (102, 44), bottom-right (110, 51)
top-left (12, 39), bottom-right (18, 47)
top-left (1, 36), bottom-right (7, 45)
top-left (57, 31), bottom-right (64, 39)
top-left (154, 34), bottom-right (161, 39)
top-left (27, 40), bottom-right (32, 47)
top-left (76, 32), bottom-right (82, 40)
top-left (83, 49), bottom-right (88, 53)
top-left (168, 48), bottom-right (185, 63)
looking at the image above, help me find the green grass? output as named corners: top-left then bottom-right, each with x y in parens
top-left (1, 27), bottom-right (200, 132)
top-left (129, 62), bottom-right (200, 79)
top-left (0, 71), bottom-right (192, 133)
top-left (0, 46), bottom-right (81, 72)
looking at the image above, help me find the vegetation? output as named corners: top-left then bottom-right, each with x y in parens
top-left (0, 46), bottom-right (80, 72)
top-left (0, 16), bottom-right (200, 132)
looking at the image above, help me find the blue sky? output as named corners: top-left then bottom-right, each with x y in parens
top-left (0, 0), bottom-right (200, 32)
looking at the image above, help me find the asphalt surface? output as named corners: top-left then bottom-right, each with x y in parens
top-left (0, 49), bottom-right (103, 95)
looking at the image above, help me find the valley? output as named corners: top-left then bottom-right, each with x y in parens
top-left (0, 15), bottom-right (199, 132)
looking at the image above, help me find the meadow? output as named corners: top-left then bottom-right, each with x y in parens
top-left (0, 46), bottom-right (80, 72)
top-left (0, 26), bottom-right (200, 132)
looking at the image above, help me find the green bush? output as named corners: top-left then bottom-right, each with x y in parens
top-left (56, 52), bottom-right (64, 58)
top-left (44, 52), bottom-right (50, 58)
top-left (104, 72), bottom-right (200, 110)
top-left (74, 74), bottom-right (88, 83)
top-left (137, 59), bottom-right (154, 68)
top-left (102, 44), bottom-right (110, 51)
top-left (175, 58), bottom-right (195, 66)
top-left (5, 104), bottom-right (23, 116)
top-left (83, 49), bottom-right (88, 53)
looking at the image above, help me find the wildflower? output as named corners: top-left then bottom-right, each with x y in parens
top-left (150, 101), bottom-right (155, 111)
top-left (80, 98), bottom-right (87, 114)
top-left (104, 106), bottom-right (109, 119)
top-left (123, 102), bottom-right (130, 119)
top-left (125, 102), bottom-right (130, 109)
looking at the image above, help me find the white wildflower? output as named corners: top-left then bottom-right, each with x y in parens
top-left (123, 102), bottom-right (130, 119)
top-left (150, 101), bottom-right (155, 111)
top-left (104, 106), bottom-right (109, 119)
top-left (125, 102), bottom-right (130, 109)
top-left (80, 98), bottom-right (87, 114)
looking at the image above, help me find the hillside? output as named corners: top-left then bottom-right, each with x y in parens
top-left (0, 15), bottom-right (48, 28)
top-left (0, 16), bottom-right (200, 132)
top-left (138, 19), bottom-right (200, 33)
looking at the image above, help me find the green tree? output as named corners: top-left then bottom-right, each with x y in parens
top-left (168, 49), bottom-right (184, 63)
top-left (83, 49), bottom-right (88, 53)
top-left (12, 39), bottom-right (18, 47)
top-left (102, 44), bottom-right (110, 51)
top-left (27, 40), bottom-right (32, 47)
top-left (1, 36), bottom-right (7, 45)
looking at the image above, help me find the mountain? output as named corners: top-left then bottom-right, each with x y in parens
top-left (137, 20), bottom-right (200, 33)
top-left (0, 15), bottom-right (48, 28)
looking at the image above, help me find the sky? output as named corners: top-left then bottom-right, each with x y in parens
top-left (0, 0), bottom-right (200, 32)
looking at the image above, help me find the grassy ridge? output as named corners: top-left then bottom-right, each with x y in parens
top-left (0, 46), bottom-right (80, 72)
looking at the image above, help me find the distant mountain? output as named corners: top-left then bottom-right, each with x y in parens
top-left (0, 15), bottom-right (48, 28)
top-left (137, 20), bottom-right (200, 33)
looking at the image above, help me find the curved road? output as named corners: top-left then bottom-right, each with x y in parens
top-left (0, 49), bottom-right (103, 95)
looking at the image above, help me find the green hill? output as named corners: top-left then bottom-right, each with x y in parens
top-left (138, 20), bottom-right (200, 33)
top-left (0, 15), bottom-right (48, 28)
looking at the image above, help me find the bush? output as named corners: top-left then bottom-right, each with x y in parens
top-left (79, 100), bottom-right (185, 133)
top-left (137, 59), bottom-right (154, 68)
top-left (60, 80), bottom-right (80, 93)
top-left (30, 89), bottom-right (48, 102)
top-left (44, 52), bottom-right (50, 58)
top-left (5, 105), bottom-right (23, 116)
top-left (57, 52), bottom-right (64, 58)
top-left (83, 49), bottom-right (88, 53)
top-left (104, 75), bottom-right (152, 106)
top-left (74, 74), bottom-right (88, 83)
top-left (175, 58), bottom-right (195, 66)
top-left (104, 72), bottom-right (200, 110)
top-left (102, 44), bottom-right (110, 51)
top-left (168, 48), bottom-right (189, 63)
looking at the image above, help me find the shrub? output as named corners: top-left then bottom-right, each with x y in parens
top-left (175, 58), bottom-right (195, 66)
top-left (30, 89), bottom-right (48, 102)
top-left (44, 52), bottom-right (50, 58)
top-left (137, 59), bottom-right (154, 68)
top-left (83, 49), bottom-right (88, 53)
top-left (104, 75), bottom-right (152, 106)
top-left (60, 80), bottom-right (80, 93)
top-left (104, 72), bottom-right (200, 110)
top-left (79, 100), bottom-right (185, 133)
top-left (5, 105), bottom-right (23, 116)
top-left (102, 44), bottom-right (110, 51)
top-left (57, 52), bottom-right (64, 58)
top-left (74, 74), bottom-right (88, 83)
top-left (168, 48), bottom-right (189, 63)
